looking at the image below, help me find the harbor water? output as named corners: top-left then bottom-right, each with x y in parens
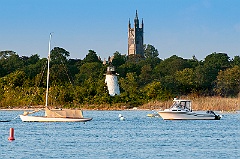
top-left (0, 110), bottom-right (239, 159)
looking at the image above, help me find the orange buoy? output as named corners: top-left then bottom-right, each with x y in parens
top-left (8, 128), bottom-right (15, 140)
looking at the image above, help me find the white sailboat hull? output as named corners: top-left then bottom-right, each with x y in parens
top-left (20, 115), bottom-right (92, 122)
top-left (158, 111), bottom-right (219, 120)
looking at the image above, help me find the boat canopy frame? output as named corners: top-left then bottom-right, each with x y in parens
top-left (171, 99), bottom-right (192, 112)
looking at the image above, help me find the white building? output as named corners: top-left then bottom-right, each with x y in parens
top-left (105, 66), bottom-right (120, 96)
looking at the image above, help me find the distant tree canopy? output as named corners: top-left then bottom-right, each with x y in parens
top-left (112, 51), bottom-right (126, 67)
top-left (0, 48), bottom-right (239, 108)
top-left (144, 44), bottom-right (159, 58)
top-left (82, 50), bottom-right (101, 63)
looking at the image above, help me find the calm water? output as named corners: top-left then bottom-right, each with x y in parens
top-left (0, 110), bottom-right (239, 159)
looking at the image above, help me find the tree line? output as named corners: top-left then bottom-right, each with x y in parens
top-left (0, 45), bottom-right (240, 108)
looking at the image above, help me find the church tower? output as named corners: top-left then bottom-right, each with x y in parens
top-left (128, 10), bottom-right (144, 56)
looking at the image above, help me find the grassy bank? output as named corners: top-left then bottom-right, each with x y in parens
top-left (68, 96), bottom-right (239, 111)
top-left (2, 96), bottom-right (239, 111)
top-left (140, 96), bottom-right (239, 111)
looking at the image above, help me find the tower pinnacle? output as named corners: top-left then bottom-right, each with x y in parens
top-left (135, 10), bottom-right (138, 19)
top-left (134, 10), bottom-right (139, 27)
top-left (128, 18), bottom-right (131, 28)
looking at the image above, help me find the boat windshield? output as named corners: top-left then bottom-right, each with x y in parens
top-left (171, 100), bottom-right (192, 111)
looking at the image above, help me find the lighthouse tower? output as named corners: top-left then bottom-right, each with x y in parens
top-left (105, 65), bottom-right (120, 96)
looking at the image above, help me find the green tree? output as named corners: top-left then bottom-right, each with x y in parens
top-left (27, 54), bottom-right (40, 64)
top-left (142, 81), bottom-right (171, 101)
top-left (50, 47), bottom-right (70, 64)
top-left (127, 54), bottom-right (144, 63)
top-left (186, 56), bottom-right (200, 68)
top-left (175, 68), bottom-right (197, 94)
top-left (1, 70), bottom-right (26, 88)
top-left (153, 55), bottom-right (190, 78)
top-left (23, 58), bottom-right (46, 81)
top-left (139, 56), bottom-right (161, 69)
top-left (111, 51), bottom-right (126, 67)
top-left (0, 51), bottom-right (24, 76)
top-left (67, 59), bottom-right (81, 79)
top-left (118, 62), bottom-right (141, 78)
top-left (119, 72), bottom-right (142, 106)
top-left (204, 52), bottom-right (230, 70)
top-left (231, 55), bottom-right (240, 66)
top-left (144, 44), bottom-right (159, 58)
top-left (119, 72), bottom-right (138, 94)
top-left (21, 54), bottom-right (40, 65)
top-left (82, 50), bottom-right (101, 63)
top-left (92, 79), bottom-right (111, 104)
top-left (198, 52), bottom-right (231, 95)
top-left (161, 75), bottom-right (179, 96)
top-left (139, 64), bottom-right (152, 85)
top-left (214, 66), bottom-right (240, 97)
top-left (75, 62), bottom-right (104, 85)
top-left (48, 47), bottom-right (71, 86)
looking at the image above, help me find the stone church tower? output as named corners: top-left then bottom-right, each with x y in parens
top-left (128, 10), bottom-right (144, 56)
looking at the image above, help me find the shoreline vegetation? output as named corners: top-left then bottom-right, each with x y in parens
top-left (1, 51), bottom-right (240, 114)
top-left (1, 96), bottom-right (239, 112)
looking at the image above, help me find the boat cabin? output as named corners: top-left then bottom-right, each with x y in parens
top-left (170, 98), bottom-right (192, 112)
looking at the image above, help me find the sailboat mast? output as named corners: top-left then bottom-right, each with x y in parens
top-left (45, 33), bottom-right (52, 107)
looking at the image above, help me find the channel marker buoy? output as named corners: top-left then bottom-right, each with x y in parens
top-left (8, 128), bottom-right (15, 140)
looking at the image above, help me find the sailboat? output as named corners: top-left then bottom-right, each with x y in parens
top-left (20, 34), bottom-right (92, 122)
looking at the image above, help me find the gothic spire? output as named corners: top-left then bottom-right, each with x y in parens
top-left (128, 18), bottom-right (131, 28)
top-left (135, 10), bottom-right (138, 19)
top-left (134, 10), bottom-right (139, 27)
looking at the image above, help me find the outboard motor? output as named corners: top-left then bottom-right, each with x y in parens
top-left (207, 110), bottom-right (221, 120)
top-left (215, 115), bottom-right (221, 120)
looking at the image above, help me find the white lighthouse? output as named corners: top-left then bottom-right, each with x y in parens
top-left (105, 65), bottom-right (120, 96)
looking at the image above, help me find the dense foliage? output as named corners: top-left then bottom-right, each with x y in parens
top-left (0, 45), bottom-right (239, 108)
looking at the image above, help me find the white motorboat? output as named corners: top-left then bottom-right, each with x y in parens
top-left (20, 34), bottom-right (92, 122)
top-left (158, 98), bottom-right (221, 120)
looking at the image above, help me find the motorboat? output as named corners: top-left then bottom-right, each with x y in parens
top-left (158, 98), bottom-right (221, 120)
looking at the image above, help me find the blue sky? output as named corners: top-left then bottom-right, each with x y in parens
top-left (1, 0), bottom-right (240, 60)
